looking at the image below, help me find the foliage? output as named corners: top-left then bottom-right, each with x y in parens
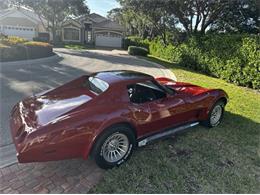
top-left (108, 8), bottom-right (154, 39)
top-left (112, 0), bottom-right (259, 40)
top-left (128, 46), bottom-right (149, 56)
top-left (123, 36), bottom-right (150, 50)
top-left (127, 34), bottom-right (260, 89)
top-left (211, 0), bottom-right (260, 34)
top-left (64, 43), bottom-right (91, 50)
top-left (0, 36), bottom-right (53, 62)
top-left (0, 36), bottom-right (27, 45)
top-left (121, 0), bottom-right (177, 43)
top-left (93, 56), bottom-right (260, 193)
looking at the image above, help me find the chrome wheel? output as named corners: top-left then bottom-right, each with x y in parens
top-left (102, 133), bottom-right (129, 163)
top-left (210, 105), bottom-right (222, 126)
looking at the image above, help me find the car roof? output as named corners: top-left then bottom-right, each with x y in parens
top-left (91, 70), bottom-right (154, 84)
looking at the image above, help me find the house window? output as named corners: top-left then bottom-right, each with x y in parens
top-left (63, 28), bottom-right (80, 41)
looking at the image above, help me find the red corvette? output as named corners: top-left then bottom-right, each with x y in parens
top-left (10, 70), bottom-right (228, 169)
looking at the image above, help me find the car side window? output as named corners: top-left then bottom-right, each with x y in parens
top-left (127, 81), bottom-right (166, 104)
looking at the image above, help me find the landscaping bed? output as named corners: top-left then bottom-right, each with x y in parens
top-left (93, 56), bottom-right (260, 193)
top-left (0, 36), bottom-right (54, 62)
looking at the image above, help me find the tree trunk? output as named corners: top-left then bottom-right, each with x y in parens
top-left (52, 19), bottom-right (56, 45)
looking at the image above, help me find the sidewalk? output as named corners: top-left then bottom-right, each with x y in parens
top-left (0, 159), bottom-right (103, 193)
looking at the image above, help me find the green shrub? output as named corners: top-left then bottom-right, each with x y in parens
top-left (0, 36), bottom-right (27, 45)
top-left (146, 34), bottom-right (260, 89)
top-left (128, 46), bottom-right (149, 56)
top-left (121, 34), bottom-right (260, 89)
top-left (123, 36), bottom-right (150, 50)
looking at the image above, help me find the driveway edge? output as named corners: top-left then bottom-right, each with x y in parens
top-left (134, 56), bottom-right (177, 81)
top-left (0, 53), bottom-right (62, 66)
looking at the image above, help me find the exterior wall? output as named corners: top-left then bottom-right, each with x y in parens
top-left (0, 10), bottom-right (50, 40)
top-left (60, 17), bottom-right (125, 46)
top-left (61, 24), bottom-right (81, 43)
top-left (81, 28), bottom-right (84, 44)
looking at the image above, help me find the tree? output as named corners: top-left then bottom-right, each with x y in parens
top-left (20, 0), bottom-right (89, 43)
top-left (211, 0), bottom-right (260, 34)
top-left (116, 0), bottom-right (177, 44)
top-left (110, 0), bottom-right (259, 39)
top-left (108, 8), bottom-right (155, 38)
top-left (164, 0), bottom-right (235, 35)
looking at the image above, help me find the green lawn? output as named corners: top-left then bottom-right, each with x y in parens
top-left (93, 56), bottom-right (260, 193)
top-left (63, 43), bottom-right (93, 50)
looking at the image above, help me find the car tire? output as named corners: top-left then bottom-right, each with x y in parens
top-left (91, 124), bottom-right (135, 169)
top-left (202, 100), bottom-right (225, 128)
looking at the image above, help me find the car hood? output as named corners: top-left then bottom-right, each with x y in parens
top-left (19, 76), bottom-right (95, 128)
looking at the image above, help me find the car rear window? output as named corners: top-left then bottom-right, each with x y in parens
top-left (85, 76), bottom-right (109, 95)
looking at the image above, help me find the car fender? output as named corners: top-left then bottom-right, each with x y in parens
top-left (82, 114), bottom-right (137, 159)
top-left (205, 89), bottom-right (228, 115)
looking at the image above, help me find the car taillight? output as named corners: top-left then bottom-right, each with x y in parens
top-left (11, 105), bottom-right (18, 116)
top-left (16, 124), bottom-right (24, 137)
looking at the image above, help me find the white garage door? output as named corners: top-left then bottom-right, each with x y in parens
top-left (96, 35), bottom-right (122, 48)
top-left (1, 26), bottom-right (35, 40)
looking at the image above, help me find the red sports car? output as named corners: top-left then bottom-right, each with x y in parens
top-left (10, 70), bottom-right (228, 169)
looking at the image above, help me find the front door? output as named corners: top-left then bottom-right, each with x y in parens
top-left (147, 95), bottom-right (186, 134)
top-left (84, 23), bottom-right (92, 43)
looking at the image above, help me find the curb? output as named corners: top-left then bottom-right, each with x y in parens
top-left (0, 53), bottom-right (62, 66)
top-left (135, 56), bottom-right (177, 81)
top-left (0, 144), bottom-right (18, 169)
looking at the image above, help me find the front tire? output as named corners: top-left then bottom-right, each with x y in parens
top-left (92, 125), bottom-right (135, 169)
top-left (202, 100), bottom-right (225, 128)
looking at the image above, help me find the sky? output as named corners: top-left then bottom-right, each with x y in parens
top-left (87, 0), bottom-right (120, 17)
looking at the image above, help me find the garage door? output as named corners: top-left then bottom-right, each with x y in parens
top-left (95, 35), bottom-right (122, 48)
top-left (2, 26), bottom-right (35, 40)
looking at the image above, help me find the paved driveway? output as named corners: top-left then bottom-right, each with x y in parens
top-left (0, 48), bottom-right (174, 193)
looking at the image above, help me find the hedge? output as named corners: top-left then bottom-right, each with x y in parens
top-left (0, 36), bottom-right (53, 62)
top-left (127, 35), bottom-right (260, 89)
top-left (123, 36), bottom-right (150, 50)
top-left (128, 46), bottom-right (148, 56)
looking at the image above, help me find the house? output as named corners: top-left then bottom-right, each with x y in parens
top-left (0, 7), bottom-right (125, 48)
top-left (61, 13), bottom-right (125, 48)
top-left (0, 7), bottom-right (49, 41)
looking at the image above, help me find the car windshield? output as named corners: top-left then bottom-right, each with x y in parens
top-left (85, 76), bottom-right (109, 95)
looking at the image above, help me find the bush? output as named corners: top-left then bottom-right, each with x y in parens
top-left (0, 36), bottom-right (53, 62)
top-left (128, 46), bottom-right (149, 56)
top-left (0, 36), bottom-right (27, 45)
top-left (123, 36), bottom-right (150, 50)
top-left (129, 34), bottom-right (259, 89)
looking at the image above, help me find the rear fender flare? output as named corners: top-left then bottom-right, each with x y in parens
top-left (82, 117), bottom-right (137, 159)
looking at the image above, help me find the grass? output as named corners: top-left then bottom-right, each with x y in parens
top-left (92, 56), bottom-right (260, 193)
top-left (63, 43), bottom-right (93, 50)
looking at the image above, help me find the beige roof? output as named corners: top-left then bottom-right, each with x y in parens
top-left (0, 7), bottom-right (47, 25)
top-left (88, 13), bottom-right (107, 23)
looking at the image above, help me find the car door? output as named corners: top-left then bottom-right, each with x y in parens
top-left (148, 94), bottom-right (186, 134)
top-left (127, 81), bottom-right (187, 136)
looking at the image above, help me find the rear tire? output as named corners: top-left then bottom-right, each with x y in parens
top-left (91, 125), bottom-right (135, 169)
top-left (202, 100), bottom-right (225, 128)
